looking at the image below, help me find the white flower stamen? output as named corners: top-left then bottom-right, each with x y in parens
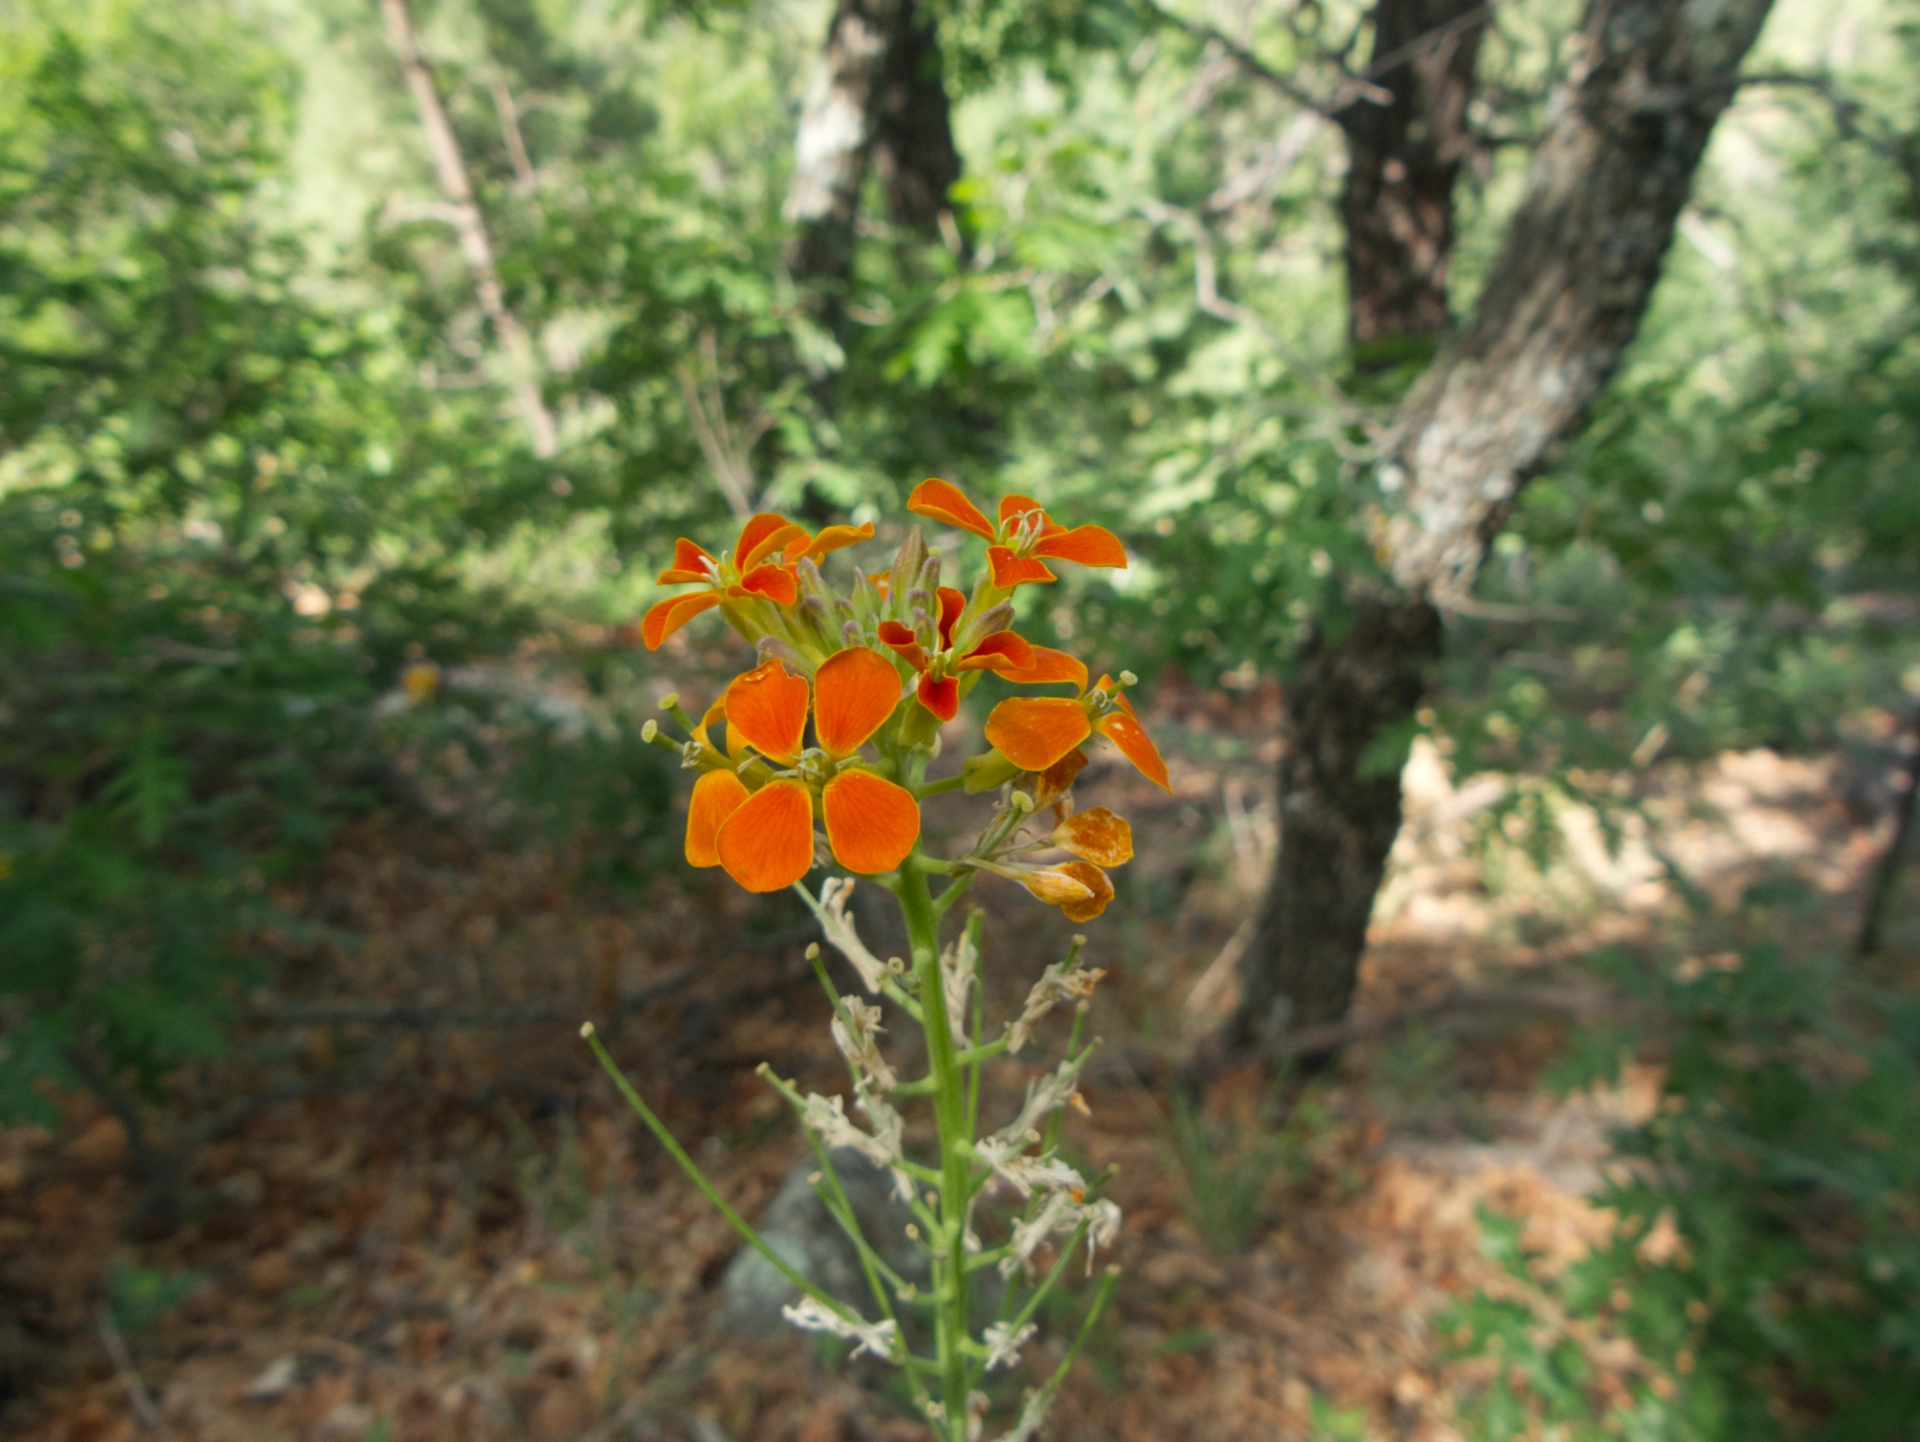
top-left (1005, 960), bottom-right (1105, 1054)
top-left (779, 1296), bottom-right (897, 1360)
top-left (830, 996), bottom-right (897, 1091)
top-left (811, 877), bottom-right (888, 992)
top-left (982, 1321), bottom-right (1037, 1373)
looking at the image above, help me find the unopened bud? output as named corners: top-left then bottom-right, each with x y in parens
top-left (806, 942), bottom-right (821, 960)
top-left (579, 1021), bottom-right (596, 1039)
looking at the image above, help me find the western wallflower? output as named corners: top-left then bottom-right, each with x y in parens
top-left (906, 479), bottom-right (1127, 589)
top-left (643, 511), bottom-right (874, 649)
top-left (983, 676), bottom-right (1171, 792)
top-left (689, 649), bottom-right (919, 891)
top-left (623, 493), bottom-right (1149, 1442)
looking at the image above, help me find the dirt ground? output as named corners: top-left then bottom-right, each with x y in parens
top-left (0, 678), bottom-right (1901, 1442)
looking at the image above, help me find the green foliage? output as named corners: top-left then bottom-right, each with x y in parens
top-left (1444, 937), bottom-right (1920, 1439)
top-left (1167, 1078), bottom-right (1324, 1254)
top-left (0, 0), bottom-right (560, 1126)
top-left (108, 1262), bottom-right (201, 1335)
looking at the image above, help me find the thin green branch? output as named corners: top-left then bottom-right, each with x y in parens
top-left (580, 1025), bottom-right (856, 1325)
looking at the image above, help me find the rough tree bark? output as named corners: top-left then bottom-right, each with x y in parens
top-left (1230, 0), bottom-right (1778, 1056)
top-left (1336, 0), bottom-right (1486, 352)
top-left (783, 0), bottom-right (961, 285)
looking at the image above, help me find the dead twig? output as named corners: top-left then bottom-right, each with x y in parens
top-left (380, 0), bottom-right (557, 457)
top-left (96, 1306), bottom-right (179, 1442)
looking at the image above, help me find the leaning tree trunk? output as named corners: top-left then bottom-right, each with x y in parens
top-left (783, 0), bottom-right (960, 286)
top-left (1229, 0), bottom-right (1778, 1056)
top-left (1336, 0), bottom-right (1486, 356)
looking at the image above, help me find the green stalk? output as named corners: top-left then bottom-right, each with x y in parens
top-left (580, 1025), bottom-right (856, 1326)
top-left (897, 852), bottom-right (973, 1441)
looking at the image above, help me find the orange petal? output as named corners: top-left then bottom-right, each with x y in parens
top-left (1049, 807), bottom-right (1133, 867)
top-left (736, 513), bottom-right (809, 571)
top-left (1033, 748), bottom-right (1089, 804)
top-left (907, 479), bottom-right (995, 541)
top-left (814, 646), bottom-right (905, 758)
top-left (716, 779), bottom-right (817, 892)
top-left (685, 769), bottom-right (750, 868)
top-left (725, 659), bottom-right (811, 762)
top-left (936, 587), bottom-right (966, 649)
top-left (917, 673), bottom-right (960, 721)
top-left (1034, 524), bottom-right (1127, 568)
top-left (799, 522), bottom-right (875, 561)
top-left (957, 631), bottom-right (1037, 671)
top-left (658, 537), bottom-right (719, 584)
top-left (734, 563), bottom-right (798, 606)
top-left (1002, 864), bottom-right (1094, 906)
top-left (999, 646), bottom-right (1088, 689)
top-left (823, 769), bottom-right (921, 876)
top-left (998, 494), bottom-right (1048, 527)
top-left (877, 620), bottom-right (929, 673)
top-left (987, 546), bottom-right (1057, 588)
top-left (984, 697), bottom-right (1091, 772)
top-left (641, 592), bottom-right (721, 649)
top-left (1057, 861), bottom-right (1114, 922)
top-left (1095, 699), bottom-right (1170, 793)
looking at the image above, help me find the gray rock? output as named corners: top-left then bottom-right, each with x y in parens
top-left (721, 1148), bottom-right (923, 1333)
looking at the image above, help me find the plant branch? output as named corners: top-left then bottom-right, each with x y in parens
top-left (380, 0), bottom-right (557, 457)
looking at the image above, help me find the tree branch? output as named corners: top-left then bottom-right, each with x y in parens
top-left (1133, 0), bottom-right (1389, 116)
top-left (380, 0), bottom-right (557, 457)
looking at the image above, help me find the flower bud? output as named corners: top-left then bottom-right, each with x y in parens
top-left (951, 600), bottom-right (1013, 655)
top-left (794, 556), bottom-right (833, 607)
top-left (889, 527), bottom-right (927, 610)
top-left (799, 593), bottom-right (835, 646)
top-left (756, 634), bottom-right (812, 675)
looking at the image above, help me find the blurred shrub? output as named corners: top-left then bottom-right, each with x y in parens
top-left (0, 3), bottom-right (542, 1127)
top-left (1443, 935), bottom-right (1920, 1439)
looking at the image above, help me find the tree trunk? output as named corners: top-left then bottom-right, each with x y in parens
top-left (1231, 600), bottom-right (1442, 1051)
top-left (783, 0), bottom-right (960, 286)
top-left (380, 0), bottom-right (556, 457)
top-left (1336, 0), bottom-right (1486, 355)
top-left (1230, 0), bottom-right (1777, 1059)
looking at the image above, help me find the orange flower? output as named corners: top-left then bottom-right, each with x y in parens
top-left (983, 676), bottom-right (1170, 792)
top-left (983, 857), bottom-right (1116, 922)
top-left (906, 480), bottom-right (1126, 590)
top-left (642, 512), bottom-right (874, 649)
top-left (689, 650), bottom-right (921, 891)
top-left (875, 586), bottom-right (1044, 721)
top-left (1046, 807), bottom-right (1134, 867)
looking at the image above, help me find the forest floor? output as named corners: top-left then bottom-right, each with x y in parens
top-left (0, 676), bottom-right (1902, 1442)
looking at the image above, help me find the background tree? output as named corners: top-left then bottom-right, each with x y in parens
top-left (1228, 0), bottom-right (1779, 1053)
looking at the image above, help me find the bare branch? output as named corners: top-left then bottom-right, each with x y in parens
top-left (96, 1307), bottom-right (178, 1442)
top-left (673, 329), bottom-right (773, 521)
top-left (380, 0), bottom-right (557, 457)
top-left (487, 73), bottom-right (541, 194)
top-left (1134, 0), bottom-right (1388, 115)
top-left (1140, 200), bottom-right (1361, 416)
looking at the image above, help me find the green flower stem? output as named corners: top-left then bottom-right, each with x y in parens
top-left (1026, 1266), bottom-right (1120, 1419)
top-left (580, 1025), bottom-right (855, 1326)
top-left (965, 1217), bottom-right (1095, 1391)
top-left (933, 869), bottom-right (976, 918)
top-left (898, 850), bottom-right (973, 1441)
top-left (915, 773), bottom-right (969, 799)
top-left (965, 910), bottom-right (986, 1139)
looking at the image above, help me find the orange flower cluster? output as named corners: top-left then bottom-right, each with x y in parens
top-left (640, 481), bottom-right (1169, 917)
